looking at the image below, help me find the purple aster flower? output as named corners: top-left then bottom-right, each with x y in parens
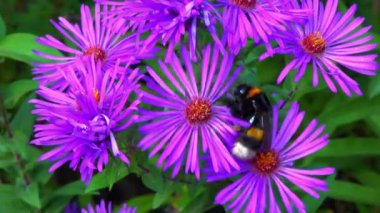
top-left (138, 45), bottom-right (247, 178)
top-left (261, 0), bottom-right (379, 96)
top-left (97, 0), bottom-right (223, 62)
top-left (218, 0), bottom-right (308, 54)
top-left (83, 200), bottom-right (137, 213)
top-left (65, 200), bottom-right (137, 213)
top-left (30, 59), bottom-right (142, 183)
top-left (205, 102), bottom-right (335, 213)
top-left (33, 3), bottom-right (154, 89)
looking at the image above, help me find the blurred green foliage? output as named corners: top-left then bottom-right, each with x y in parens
top-left (0, 0), bottom-right (380, 212)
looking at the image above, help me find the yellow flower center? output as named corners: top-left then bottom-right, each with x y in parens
top-left (231, 0), bottom-right (256, 9)
top-left (301, 32), bottom-right (326, 55)
top-left (254, 150), bottom-right (278, 174)
top-left (185, 98), bottom-right (212, 124)
top-left (84, 47), bottom-right (106, 62)
top-left (94, 89), bottom-right (100, 104)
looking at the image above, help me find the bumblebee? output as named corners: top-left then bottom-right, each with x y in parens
top-left (229, 84), bottom-right (272, 160)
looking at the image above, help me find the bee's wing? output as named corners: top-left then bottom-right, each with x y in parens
top-left (261, 112), bottom-right (272, 150)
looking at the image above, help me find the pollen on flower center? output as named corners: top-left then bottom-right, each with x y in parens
top-left (93, 89), bottom-right (100, 104)
top-left (231, 0), bottom-right (256, 9)
top-left (84, 47), bottom-right (106, 62)
top-left (254, 150), bottom-right (278, 174)
top-left (185, 98), bottom-right (212, 124)
top-left (301, 32), bottom-right (326, 55)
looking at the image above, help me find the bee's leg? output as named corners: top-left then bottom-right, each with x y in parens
top-left (279, 86), bottom-right (298, 110)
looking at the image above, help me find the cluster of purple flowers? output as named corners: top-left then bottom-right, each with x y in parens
top-left (31, 0), bottom-right (378, 212)
top-left (65, 200), bottom-right (137, 213)
top-left (31, 3), bottom-right (152, 183)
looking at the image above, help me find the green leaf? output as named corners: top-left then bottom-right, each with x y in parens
top-left (328, 180), bottom-right (380, 206)
top-left (85, 173), bottom-right (115, 193)
top-left (356, 204), bottom-right (371, 213)
top-left (236, 67), bottom-right (257, 86)
top-left (366, 114), bottom-right (380, 137)
top-left (368, 74), bottom-right (380, 99)
top-left (44, 197), bottom-right (72, 213)
top-left (292, 70), bottom-right (329, 100)
top-left (337, 0), bottom-right (348, 12)
top-left (152, 190), bottom-right (172, 209)
top-left (85, 160), bottom-right (129, 193)
top-left (256, 55), bottom-right (284, 84)
top-left (10, 93), bottom-right (36, 139)
top-left (314, 138), bottom-right (380, 157)
top-left (0, 157), bottom-right (17, 168)
top-left (306, 157), bottom-right (369, 170)
top-left (19, 183), bottom-right (41, 209)
top-left (0, 13), bottom-right (5, 38)
top-left (238, 44), bottom-right (262, 65)
top-left (318, 96), bottom-right (380, 133)
top-left (152, 182), bottom-right (175, 209)
top-left (1, 80), bottom-right (37, 109)
top-left (42, 181), bottom-right (85, 210)
top-left (304, 174), bottom-right (336, 213)
top-left (141, 173), bottom-right (164, 193)
top-left (0, 200), bottom-right (31, 213)
top-left (128, 194), bottom-right (154, 213)
top-left (181, 188), bottom-right (217, 213)
top-left (3, 132), bottom-right (30, 163)
top-left (0, 185), bottom-right (19, 203)
top-left (31, 163), bottom-right (52, 185)
top-left (350, 170), bottom-right (380, 190)
top-left (373, 33), bottom-right (380, 51)
top-left (53, 181), bottom-right (85, 197)
top-left (0, 33), bottom-right (63, 64)
top-left (105, 161), bottom-right (129, 190)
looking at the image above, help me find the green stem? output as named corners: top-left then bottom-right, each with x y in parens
top-left (0, 95), bottom-right (31, 185)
